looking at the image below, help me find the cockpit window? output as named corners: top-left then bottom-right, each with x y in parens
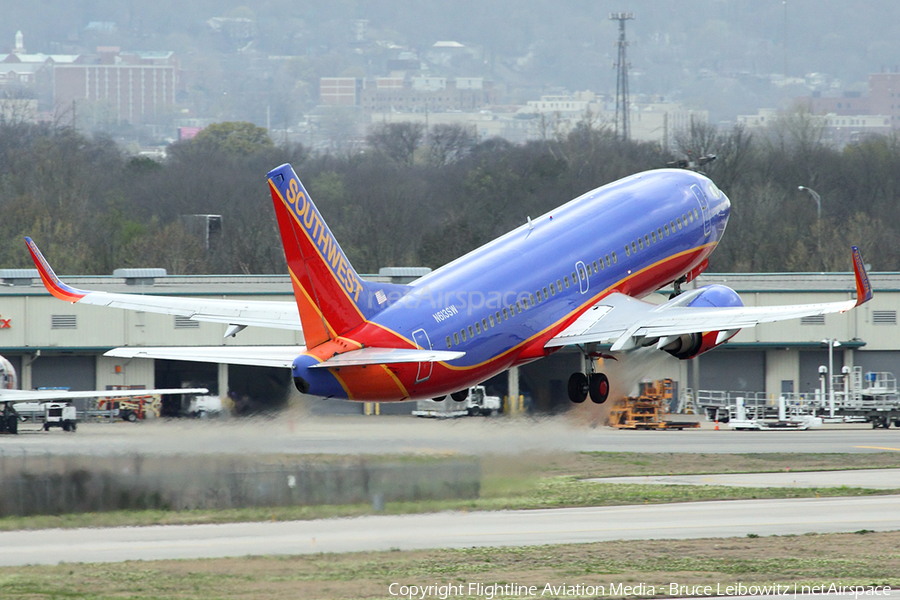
top-left (707, 182), bottom-right (723, 199)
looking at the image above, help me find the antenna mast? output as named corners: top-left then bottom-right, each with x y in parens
top-left (610, 12), bottom-right (634, 141)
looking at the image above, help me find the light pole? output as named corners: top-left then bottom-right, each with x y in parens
top-left (822, 338), bottom-right (841, 418)
top-left (798, 186), bottom-right (822, 268)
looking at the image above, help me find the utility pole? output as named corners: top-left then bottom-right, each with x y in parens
top-left (610, 12), bottom-right (634, 141)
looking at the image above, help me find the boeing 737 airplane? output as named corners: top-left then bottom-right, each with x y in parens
top-left (25, 164), bottom-right (872, 405)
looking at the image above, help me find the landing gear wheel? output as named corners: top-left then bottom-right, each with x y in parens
top-left (567, 372), bottom-right (588, 403)
top-left (589, 373), bottom-right (610, 404)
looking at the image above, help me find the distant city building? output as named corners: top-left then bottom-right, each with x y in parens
top-left (800, 71), bottom-right (900, 131)
top-left (53, 47), bottom-right (178, 125)
top-left (737, 108), bottom-right (891, 146)
top-left (320, 76), bottom-right (498, 112)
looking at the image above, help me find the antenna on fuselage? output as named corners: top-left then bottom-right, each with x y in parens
top-left (666, 152), bottom-right (716, 173)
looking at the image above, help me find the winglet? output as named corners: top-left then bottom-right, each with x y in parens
top-left (852, 246), bottom-right (873, 307)
top-left (24, 237), bottom-right (87, 303)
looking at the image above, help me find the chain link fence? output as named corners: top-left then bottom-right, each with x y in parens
top-left (0, 450), bottom-right (480, 517)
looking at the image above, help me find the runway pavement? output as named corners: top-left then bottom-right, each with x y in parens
top-left (593, 468), bottom-right (900, 489)
top-left (2, 494), bottom-right (899, 566)
top-left (3, 415), bottom-right (900, 456)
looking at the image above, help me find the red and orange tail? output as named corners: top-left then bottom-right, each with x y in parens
top-left (268, 164), bottom-right (390, 349)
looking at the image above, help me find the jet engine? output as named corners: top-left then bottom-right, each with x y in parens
top-left (661, 284), bottom-right (743, 360)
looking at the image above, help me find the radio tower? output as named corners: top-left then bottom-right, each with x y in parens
top-left (610, 12), bottom-right (634, 141)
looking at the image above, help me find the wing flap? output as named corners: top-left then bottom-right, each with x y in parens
top-left (547, 293), bottom-right (860, 348)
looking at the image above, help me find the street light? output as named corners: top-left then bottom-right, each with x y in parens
top-left (822, 338), bottom-right (841, 418)
top-left (798, 186), bottom-right (823, 269)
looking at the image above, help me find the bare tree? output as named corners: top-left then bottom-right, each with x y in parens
top-left (366, 122), bottom-right (426, 166)
top-left (426, 124), bottom-right (476, 167)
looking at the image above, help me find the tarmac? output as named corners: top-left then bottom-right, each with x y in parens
top-left (591, 468), bottom-right (900, 489)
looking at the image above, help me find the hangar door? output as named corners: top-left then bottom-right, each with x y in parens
top-left (31, 355), bottom-right (96, 391)
top-left (799, 350), bottom-right (844, 393)
top-left (699, 350), bottom-right (765, 393)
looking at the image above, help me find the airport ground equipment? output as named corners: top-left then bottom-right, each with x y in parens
top-left (608, 379), bottom-right (699, 430)
top-left (0, 403), bottom-right (18, 434)
top-left (97, 395), bottom-right (160, 421)
top-left (42, 402), bottom-right (77, 431)
top-left (695, 367), bottom-right (900, 428)
top-left (413, 385), bottom-right (501, 417)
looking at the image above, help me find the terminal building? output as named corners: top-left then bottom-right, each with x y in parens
top-left (0, 267), bottom-right (897, 415)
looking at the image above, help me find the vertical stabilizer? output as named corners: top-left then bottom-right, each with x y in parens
top-left (268, 164), bottom-right (382, 348)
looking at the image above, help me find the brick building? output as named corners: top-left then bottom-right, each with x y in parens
top-left (53, 48), bottom-right (178, 125)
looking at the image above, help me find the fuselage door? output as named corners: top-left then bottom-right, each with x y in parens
top-left (575, 260), bottom-right (589, 294)
top-left (412, 328), bottom-right (433, 382)
top-left (691, 184), bottom-right (711, 237)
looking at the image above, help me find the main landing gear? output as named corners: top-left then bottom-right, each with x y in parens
top-left (568, 346), bottom-right (612, 404)
top-left (567, 372), bottom-right (609, 404)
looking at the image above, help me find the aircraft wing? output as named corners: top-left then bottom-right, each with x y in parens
top-left (547, 246), bottom-right (873, 351)
top-left (0, 387), bottom-right (209, 403)
top-left (25, 238), bottom-right (301, 333)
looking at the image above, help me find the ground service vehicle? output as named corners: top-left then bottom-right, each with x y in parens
top-left (43, 402), bottom-right (77, 431)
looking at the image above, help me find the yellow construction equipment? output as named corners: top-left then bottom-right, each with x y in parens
top-left (608, 379), bottom-right (699, 430)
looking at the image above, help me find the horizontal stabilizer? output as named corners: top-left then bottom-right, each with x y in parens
top-left (308, 347), bottom-right (465, 369)
top-left (105, 346), bottom-right (303, 369)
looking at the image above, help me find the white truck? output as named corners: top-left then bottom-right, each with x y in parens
top-left (43, 402), bottom-right (77, 431)
top-left (413, 386), bottom-right (501, 418)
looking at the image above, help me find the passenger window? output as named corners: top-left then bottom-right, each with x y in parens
top-left (612, 252), bottom-right (617, 263)
top-left (564, 276), bottom-right (570, 288)
top-left (530, 294), bottom-right (536, 306)
top-left (638, 238), bottom-right (643, 250)
top-left (446, 336), bottom-right (452, 349)
top-left (644, 234), bottom-right (650, 245)
top-left (468, 326), bottom-right (475, 337)
top-left (592, 261), bottom-right (598, 273)
top-left (688, 212), bottom-right (693, 223)
top-left (454, 332), bottom-right (460, 344)
top-left (535, 291), bottom-right (542, 302)
top-left (515, 301), bottom-right (522, 313)
top-left (598, 259), bottom-right (604, 270)
top-left (658, 227), bottom-right (663, 238)
top-left (475, 322), bottom-right (482, 334)
top-left (461, 329), bottom-right (467, 341)
top-left (664, 224), bottom-right (670, 235)
top-left (631, 242), bottom-right (637, 253)
top-left (482, 318), bottom-right (488, 329)
top-left (550, 283), bottom-right (556, 295)
top-left (543, 287), bottom-right (549, 298)
top-left (503, 308), bottom-right (509, 320)
top-left (670, 220), bottom-right (676, 230)
top-left (557, 279), bottom-right (563, 290)
top-left (509, 304), bottom-right (516, 315)
top-left (677, 218), bottom-right (683, 229)
top-left (496, 311), bottom-right (501, 323)
top-left (625, 245), bottom-right (631, 256)
top-left (694, 208), bottom-right (699, 219)
top-left (605, 255), bottom-right (611, 266)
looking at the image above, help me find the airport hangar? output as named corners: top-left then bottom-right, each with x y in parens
top-left (0, 267), bottom-right (896, 414)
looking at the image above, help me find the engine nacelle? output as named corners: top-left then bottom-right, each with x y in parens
top-left (662, 284), bottom-right (743, 360)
